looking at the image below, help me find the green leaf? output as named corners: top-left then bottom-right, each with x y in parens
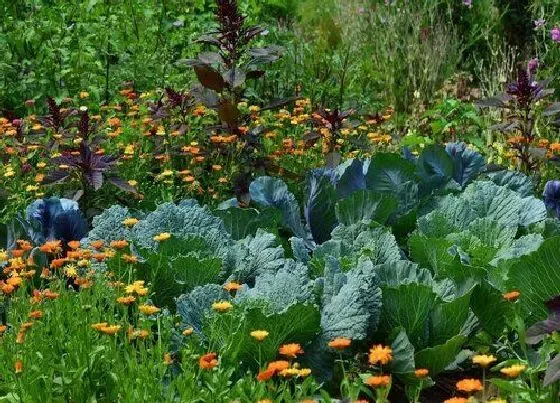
top-left (429, 291), bottom-right (472, 345)
top-left (416, 144), bottom-right (455, 194)
top-left (471, 282), bottom-right (511, 337)
top-left (415, 335), bottom-right (467, 376)
top-left (507, 237), bottom-right (560, 321)
top-left (380, 284), bottom-right (437, 348)
top-left (366, 153), bottom-right (417, 194)
top-left (214, 208), bottom-right (281, 240)
top-left (335, 190), bottom-right (398, 226)
top-left (389, 327), bottom-right (416, 374)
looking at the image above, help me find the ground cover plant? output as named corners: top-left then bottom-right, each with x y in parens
top-left (4, 0), bottom-right (560, 402)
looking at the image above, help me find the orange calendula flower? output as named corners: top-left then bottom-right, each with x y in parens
top-left (15, 360), bottom-right (23, 374)
top-left (182, 327), bottom-right (194, 336)
top-left (456, 378), bottom-right (483, 392)
top-left (50, 258), bottom-right (66, 269)
top-left (43, 289), bottom-right (60, 300)
top-left (91, 322), bottom-right (108, 331)
top-left (257, 368), bottom-right (276, 381)
top-left (16, 332), bottom-right (25, 344)
top-left (328, 337), bottom-right (352, 350)
top-left (279, 343), bottom-right (304, 359)
top-left (365, 375), bottom-right (391, 388)
top-left (503, 290), bottom-right (520, 302)
top-left (153, 232), bottom-right (171, 242)
top-left (368, 345), bottom-right (393, 365)
top-left (67, 240), bottom-right (81, 250)
top-left (122, 254), bottom-right (138, 264)
top-left (500, 363), bottom-right (526, 378)
top-left (164, 353), bottom-right (173, 365)
top-left (267, 360), bottom-right (290, 372)
top-left (6, 276), bottom-right (22, 287)
top-left (199, 353), bottom-right (218, 370)
top-left (443, 398), bottom-right (469, 403)
top-left (472, 354), bottom-right (497, 368)
top-left (1, 283), bottom-right (15, 295)
top-left (117, 296), bottom-right (136, 305)
top-left (223, 281), bottom-right (243, 292)
top-left (99, 325), bottom-right (121, 335)
top-left (212, 301), bottom-right (232, 312)
top-left (415, 368), bottom-right (429, 378)
top-left (28, 310), bottom-right (43, 319)
top-left (39, 240), bottom-right (62, 254)
top-left (110, 240), bottom-right (129, 249)
top-left (90, 240), bottom-right (105, 250)
top-left (250, 330), bottom-right (269, 341)
top-left (0, 325), bottom-right (6, 334)
top-left (139, 304), bottom-right (160, 315)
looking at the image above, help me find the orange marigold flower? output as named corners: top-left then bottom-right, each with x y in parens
top-left (415, 368), bottom-right (429, 378)
top-left (43, 289), bottom-right (60, 300)
top-left (90, 240), bottom-right (105, 250)
top-left (6, 276), bottom-right (22, 287)
top-left (199, 353), bottom-right (218, 370)
top-left (28, 310), bottom-right (43, 319)
top-left (2, 283), bottom-right (15, 295)
top-left (67, 240), bottom-right (80, 250)
top-left (223, 281), bottom-right (243, 292)
top-left (368, 345), bottom-right (393, 365)
top-left (443, 398), bottom-right (469, 403)
top-left (279, 343), bottom-right (304, 359)
top-left (110, 240), bottom-right (128, 249)
top-left (122, 254), bottom-right (138, 264)
top-left (365, 375), bottom-right (391, 388)
top-left (456, 378), bottom-right (483, 392)
top-left (117, 296), bottom-right (136, 305)
top-left (503, 290), bottom-right (520, 302)
top-left (99, 325), bottom-right (121, 335)
top-left (328, 337), bottom-right (352, 350)
top-left (257, 368), bottom-right (276, 382)
top-left (15, 360), bottom-right (23, 374)
top-left (50, 258), bottom-right (66, 269)
top-left (267, 360), bottom-right (290, 372)
top-left (500, 363), bottom-right (526, 378)
top-left (39, 240), bottom-right (62, 254)
top-left (91, 322), bottom-right (108, 331)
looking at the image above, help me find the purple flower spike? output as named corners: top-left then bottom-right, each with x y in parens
top-left (551, 26), bottom-right (560, 43)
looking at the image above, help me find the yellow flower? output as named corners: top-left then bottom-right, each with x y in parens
top-left (250, 330), bottom-right (269, 341)
top-left (500, 364), bottom-right (526, 378)
top-left (64, 265), bottom-right (78, 278)
top-left (212, 301), bottom-right (233, 313)
top-left (279, 368), bottom-right (300, 378)
top-left (368, 345), bottom-right (393, 365)
top-left (164, 353), bottom-right (173, 365)
top-left (182, 327), bottom-right (194, 336)
top-left (488, 399), bottom-right (507, 403)
top-left (153, 232), bottom-right (172, 242)
top-left (122, 218), bottom-right (139, 227)
top-left (472, 354), bottom-right (497, 368)
top-left (79, 91), bottom-right (89, 99)
top-left (139, 304), bottom-right (160, 315)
